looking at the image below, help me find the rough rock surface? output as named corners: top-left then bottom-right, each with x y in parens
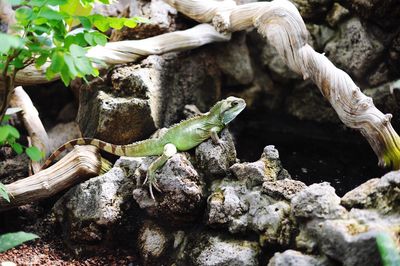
top-left (341, 170), bottom-right (400, 214)
top-left (185, 234), bottom-right (260, 266)
top-left (77, 50), bottom-right (221, 143)
top-left (137, 220), bottom-right (172, 265)
top-left (132, 153), bottom-right (203, 223)
top-left (195, 129), bottom-right (237, 177)
top-left (291, 182), bottom-right (348, 220)
top-left (291, 0), bottom-right (333, 20)
top-left (268, 250), bottom-right (334, 266)
top-left (263, 179), bottom-right (307, 201)
top-left (324, 18), bottom-right (384, 80)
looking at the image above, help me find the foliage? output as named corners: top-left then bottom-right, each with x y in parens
top-left (0, 232), bottom-right (39, 253)
top-left (376, 232), bottom-right (400, 266)
top-left (0, 110), bottom-right (43, 161)
top-left (2, 0), bottom-right (145, 86)
top-left (0, 0), bottom-right (145, 163)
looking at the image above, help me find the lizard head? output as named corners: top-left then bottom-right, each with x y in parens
top-left (210, 96), bottom-right (246, 125)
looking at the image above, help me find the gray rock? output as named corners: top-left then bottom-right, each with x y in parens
top-left (53, 161), bottom-right (136, 251)
top-left (326, 3), bottom-right (350, 27)
top-left (291, 182), bottom-right (348, 219)
top-left (230, 145), bottom-right (289, 187)
top-left (291, 0), bottom-right (332, 20)
top-left (298, 216), bottom-right (390, 266)
top-left (132, 153), bottom-right (203, 224)
top-left (77, 87), bottom-right (157, 144)
top-left (344, 0), bottom-right (400, 29)
top-left (137, 220), bottom-right (172, 265)
top-left (207, 178), bottom-right (293, 245)
top-left (78, 50), bottom-right (221, 142)
top-left (306, 24), bottom-right (335, 51)
top-left (341, 170), bottom-right (400, 214)
top-left (363, 81), bottom-right (400, 126)
top-left (268, 250), bottom-right (334, 266)
top-left (215, 32), bottom-right (254, 85)
top-left (324, 18), bottom-right (384, 80)
top-left (261, 40), bottom-right (300, 80)
top-left (48, 122), bottom-right (81, 153)
top-left (187, 234), bottom-right (260, 266)
top-left (263, 179), bottom-right (307, 201)
top-left (195, 129), bottom-right (237, 177)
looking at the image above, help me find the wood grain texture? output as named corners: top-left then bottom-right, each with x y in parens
top-left (0, 145), bottom-right (110, 211)
top-left (162, 0), bottom-right (400, 168)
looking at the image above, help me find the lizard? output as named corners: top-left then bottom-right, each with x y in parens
top-left (41, 96), bottom-right (246, 199)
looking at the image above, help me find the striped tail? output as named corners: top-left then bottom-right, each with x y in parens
top-left (40, 138), bottom-right (128, 170)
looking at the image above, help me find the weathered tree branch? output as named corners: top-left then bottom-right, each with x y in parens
top-left (12, 24), bottom-right (231, 84)
top-left (162, 0), bottom-right (400, 168)
top-left (0, 145), bottom-right (111, 211)
top-left (9, 86), bottom-right (50, 173)
top-left (1, 0), bottom-right (399, 168)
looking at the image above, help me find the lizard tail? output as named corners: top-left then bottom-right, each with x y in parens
top-left (40, 138), bottom-right (128, 170)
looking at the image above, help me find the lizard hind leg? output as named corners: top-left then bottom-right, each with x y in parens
top-left (143, 143), bottom-right (177, 200)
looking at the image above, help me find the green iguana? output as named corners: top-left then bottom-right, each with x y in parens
top-left (42, 96), bottom-right (246, 199)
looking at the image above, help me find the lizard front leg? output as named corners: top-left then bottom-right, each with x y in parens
top-left (210, 127), bottom-right (227, 150)
top-left (143, 143), bottom-right (177, 200)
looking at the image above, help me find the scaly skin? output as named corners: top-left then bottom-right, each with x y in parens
top-left (42, 96), bottom-right (246, 198)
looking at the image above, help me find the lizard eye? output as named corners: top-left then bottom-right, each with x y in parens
top-left (231, 101), bottom-right (238, 107)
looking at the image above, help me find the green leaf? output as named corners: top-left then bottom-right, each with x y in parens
top-left (35, 53), bottom-right (49, 67)
top-left (25, 146), bottom-right (43, 161)
top-left (50, 51), bottom-right (64, 72)
top-left (0, 33), bottom-right (24, 54)
top-left (60, 65), bottom-right (71, 85)
top-left (92, 32), bottom-right (107, 46)
top-left (0, 126), bottom-right (10, 142)
top-left (0, 232), bottom-right (39, 252)
top-left (123, 19), bottom-right (137, 28)
top-left (108, 17), bottom-right (125, 30)
top-left (10, 142), bottom-right (23, 154)
top-left (78, 16), bottom-right (92, 29)
top-left (91, 14), bottom-right (110, 32)
top-left (15, 6), bottom-right (33, 25)
top-left (133, 16), bottom-right (151, 24)
top-left (2, 115), bottom-right (11, 123)
top-left (39, 7), bottom-right (65, 21)
top-left (6, 125), bottom-right (20, 139)
top-left (32, 17), bottom-right (47, 25)
top-left (83, 32), bottom-right (94, 46)
top-left (69, 44), bottom-right (86, 58)
top-left (0, 183), bottom-right (9, 202)
top-left (74, 57), bottom-right (93, 75)
top-left (63, 53), bottom-right (78, 77)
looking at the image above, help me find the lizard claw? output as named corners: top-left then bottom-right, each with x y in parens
top-left (144, 172), bottom-right (162, 200)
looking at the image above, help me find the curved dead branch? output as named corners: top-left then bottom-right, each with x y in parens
top-left (9, 86), bottom-right (50, 173)
top-left (162, 0), bottom-right (400, 168)
top-left (0, 145), bottom-right (111, 211)
top-left (13, 24), bottom-right (231, 84)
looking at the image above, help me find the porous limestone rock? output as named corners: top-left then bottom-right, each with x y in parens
top-left (132, 153), bottom-right (203, 224)
top-left (341, 170), bottom-right (400, 214)
top-left (78, 50), bottom-right (221, 143)
top-left (291, 182), bottom-right (348, 220)
top-left (324, 18), bottom-right (384, 80)
top-left (291, 0), bottom-right (333, 20)
top-left (137, 220), bottom-right (172, 265)
top-left (268, 250), bottom-right (335, 266)
top-left (263, 179), bottom-right (307, 201)
top-left (185, 234), bottom-right (260, 266)
top-left (230, 145), bottom-right (290, 187)
top-left (195, 129), bottom-right (237, 177)
top-left (207, 178), bottom-right (293, 245)
top-left (326, 3), bottom-right (350, 27)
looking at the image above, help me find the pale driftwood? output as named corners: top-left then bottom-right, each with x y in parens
top-left (0, 146), bottom-right (111, 211)
top-left (13, 24), bottom-right (230, 84)
top-left (161, 0), bottom-right (400, 168)
top-left (9, 86), bottom-right (50, 173)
